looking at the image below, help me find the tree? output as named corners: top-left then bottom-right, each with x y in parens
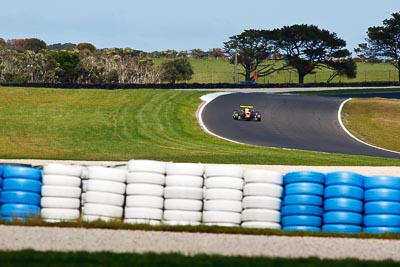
top-left (77, 43), bottom-right (97, 53)
top-left (273, 24), bottom-right (355, 84)
top-left (47, 51), bottom-right (81, 83)
top-left (355, 12), bottom-right (400, 82)
top-left (23, 38), bottom-right (47, 52)
top-left (161, 58), bottom-right (194, 83)
top-left (224, 30), bottom-right (278, 81)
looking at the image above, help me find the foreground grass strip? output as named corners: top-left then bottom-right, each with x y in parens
top-left (0, 250), bottom-right (398, 267)
top-left (342, 98), bottom-right (400, 152)
top-left (0, 87), bottom-right (398, 165)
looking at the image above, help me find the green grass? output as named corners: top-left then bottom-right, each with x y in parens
top-left (0, 87), bottom-right (399, 165)
top-left (153, 58), bottom-right (400, 84)
top-left (342, 98), bottom-right (400, 152)
top-left (1, 250), bottom-right (399, 267)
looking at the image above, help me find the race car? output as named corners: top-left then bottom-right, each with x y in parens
top-left (232, 105), bottom-right (261, 121)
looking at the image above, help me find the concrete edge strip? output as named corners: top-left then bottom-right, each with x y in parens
top-left (197, 92), bottom-right (247, 145)
top-left (338, 98), bottom-right (400, 156)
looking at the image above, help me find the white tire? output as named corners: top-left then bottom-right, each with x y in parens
top-left (43, 163), bottom-right (83, 177)
top-left (82, 180), bottom-right (88, 192)
top-left (85, 191), bottom-right (125, 206)
top-left (243, 170), bottom-right (283, 185)
top-left (113, 165), bottom-right (128, 170)
top-left (164, 199), bottom-right (203, 211)
top-left (205, 177), bottom-right (244, 190)
top-left (203, 200), bottom-right (242, 213)
top-left (83, 203), bottom-right (123, 218)
top-left (81, 193), bottom-right (86, 206)
top-left (41, 185), bottom-right (81, 198)
top-left (127, 172), bottom-right (165, 185)
top-left (241, 209), bottom-right (280, 223)
top-left (242, 221), bottom-right (281, 229)
top-left (81, 167), bottom-right (89, 179)
top-left (163, 210), bottom-right (202, 222)
top-left (41, 208), bottom-right (80, 220)
top-left (166, 163), bottom-right (204, 176)
top-left (204, 188), bottom-right (243, 201)
top-left (203, 222), bottom-right (239, 227)
top-left (243, 183), bottom-right (283, 198)
top-left (87, 180), bottom-right (126, 195)
top-left (126, 184), bottom-right (164, 197)
top-left (164, 187), bottom-right (203, 200)
top-left (87, 166), bottom-right (126, 183)
top-left (128, 160), bottom-right (166, 174)
top-left (124, 219), bottom-right (161, 226)
top-left (205, 165), bottom-right (243, 178)
top-left (165, 175), bottom-right (204, 188)
top-left (163, 220), bottom-right (201, 226)
top-left (242, 196), bottom-right (281, 210)
top-left (42, 175), bottom-right (81, 187)
top-left (43, 218), bottom-right (76, 223)
top-left (82, 215), bottom-right (120, 222)
top-left (202, 211), bottom-right (241, 224)
top-left (126, 195), bottom-right (164, 209)
top-left (124, 207), bottom-right (163, 220)
top-left (41, 197), bottom-right (80, 209)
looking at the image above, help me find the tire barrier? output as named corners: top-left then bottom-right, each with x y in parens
top-left (281, 171), bottom-right (325, 231)
top-left (1, 165), bottom-right (42, 222)
top-left (242, 170), bottom-right (282, 229)
top-left (1, 161), bottom-right (400, 235)
top-left (124, 160), bottom-right (166, 225)
top-left (363, 176), bottom-right (400, 233)
top-left (203, 165), bottom-right (243, 227)
top-left (41, 164), bottom-right (83, 223)
top-left (82, 166), bottom-right (126, 222)
top-left (322, 172), bottom-right (365, 233)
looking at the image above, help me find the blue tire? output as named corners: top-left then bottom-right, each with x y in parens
top-left (364, 227), bottom-right (400, 234)
top-left (1, 203), bottom-right (40, 217)
top-left (2, 178), bottom-right (42, 193)
top-left (324, 198), bottom-right (363, 213)
top-left (322, 224), bottom-right (362, 233)
top-left (323, 211), bottom-right (362, 225)
top-left (281, 205), bottom-right (323, 217)
top-left (0, 165), bottom-right (3, 177)
top-left (3, 165), bottom-right (41, 180)
top-left (364, 189), bottom-right (400, 202)
top-left (1, 191), bottom-right (41, 205)
top-left (284, 183), bottom-right (324, 196)
top-left (282, 226), bottom-right (320, 232)
top-left (283, 171), bottom-right (325, 185)
top-left (283, 194), bottom-right (323, 207)
top-left (281, 215), bottom-right (322, 227)
top-left (325, 172), bottom-right (364, 187)
top-left (365, 176), bottom-right (400, 190)
top-left (365, 201), bottom-right (400, 215)
top-left (364, 214), bottom-right (400, 227)
top-left (324, 185), bottom-right (363, 200)
top-left (1, 216), bottom-right (29, 222)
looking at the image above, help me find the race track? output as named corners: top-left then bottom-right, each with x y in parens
top-left (201, 93), bottom-right (400, 158)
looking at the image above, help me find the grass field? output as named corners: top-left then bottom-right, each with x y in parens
top-left (0, 87), bottom-right (399, 166)
top-left (153, 58), bottom-right (400, 84)
top-left (342, 98), bottom-right (400, 152)
top-left (1, 250), bottom-right (399, 267)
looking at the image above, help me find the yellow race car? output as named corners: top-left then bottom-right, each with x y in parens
top-left (232, 105), bottom-right (261, 121)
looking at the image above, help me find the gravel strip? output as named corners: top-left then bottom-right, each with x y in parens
top-left (0, 225), bottom-right (399, 260)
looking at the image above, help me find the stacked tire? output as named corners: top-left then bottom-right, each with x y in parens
top-left (124, 160), bottom-right (166, 226)
top-left (241, 170), bottom-right (283, 229)
top-left (322, 172), bottom-right (364, 233)
top-left (163, 163), bottom-right (204, 226)
top-left (203, 165), bottom-right (243, 227)
top-left (364, 176), bottom-right (400, 234)
top-left (41, 164), bottom-right (83, 222)
top-left (83, 166), bottom-right (126, 222)
top-left (281, 171), bottom-right (325, 231)
top-left (1, 165), bottom-right (42, 222)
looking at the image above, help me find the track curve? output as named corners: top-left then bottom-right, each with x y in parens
top-left (201, 93), bottom-right (400, 159)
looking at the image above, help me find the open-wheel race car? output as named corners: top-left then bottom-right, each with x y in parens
top-left (232, 105), bottom-right (261, 121)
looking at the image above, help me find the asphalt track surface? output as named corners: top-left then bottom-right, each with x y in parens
top-left (202, 93), bottom-right (400, 159)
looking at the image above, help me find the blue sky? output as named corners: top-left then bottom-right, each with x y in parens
top-left (0, 0), bottom-right (397, 53)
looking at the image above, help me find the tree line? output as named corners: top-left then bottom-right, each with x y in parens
top-left (0, 11), bottom-right (398, 84)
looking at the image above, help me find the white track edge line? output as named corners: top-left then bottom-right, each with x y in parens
top-left (338, 98), bottom-right (400, 156)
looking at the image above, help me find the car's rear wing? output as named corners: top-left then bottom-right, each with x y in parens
top-left (240, 105), bottom-right (254, 109)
